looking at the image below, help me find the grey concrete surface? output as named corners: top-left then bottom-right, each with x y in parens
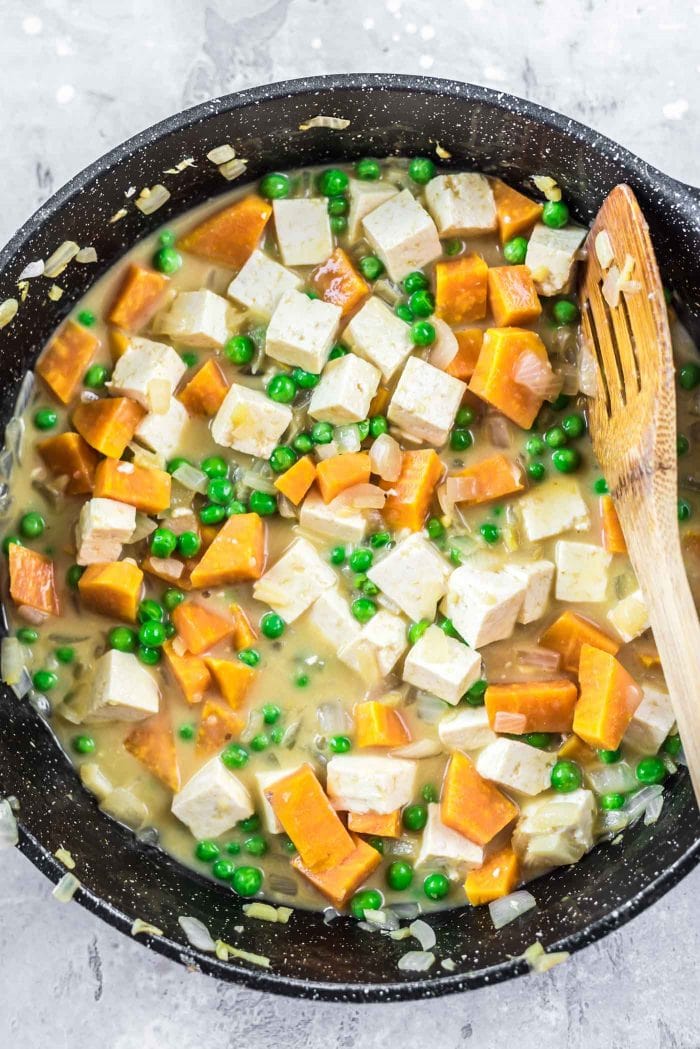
top-left (0, 2), bottom-right (698, 1046)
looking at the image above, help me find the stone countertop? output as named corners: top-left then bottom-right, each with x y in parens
top-left (0, 2), bottom-right (698, 1047)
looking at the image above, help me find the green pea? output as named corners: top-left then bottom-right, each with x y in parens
top-left (523, 733), bottom-right (552, 749)
top-left (421, 783), bottom-right (440, 803)
top-left (244, 834), bottom-right (268, 857)
top-left (212, 858), bottom-right (237, 880)
top-left (327, 194), bottom-right (349, 217)
top-left (550, 393), bottom-right (571, 411)
top-left (636, 755), bottom-right (666, 785)
top-left (16, 627), bottom-right (39, 644)
top-left (455, 406), bottom-right (475, 426)
top-left (386, 860), bottom-right (414, 891)
top-left (249, 490), bottom-right (277, 516)
top-left (305, 290), bottom-right (320, 300)
top-left (66, 564), bottom-right (84, 588)
top-left (395, 303), bottom-right (413, 323)
top-left (663, 734), bottom-right (682, 757)
top-left (444, 237), bottom-right (463, 256)
top-left (525, 435), bottom-right (546, 457)
top-left (318, 168), bottom-right (349, 196)
top-left (201, 456), bottom-right (228, 480)
top-left (550, 759), bottom-right (582, 793)
top-left (20, 512), bottom-right (45, 539)
top-left (294, 671), bottom-right (310, 688)
top-left (450, 428), bottom-right (473, 451)
top-left (199, 503), bottom-right (226, 525)
top-left (33, 669), bottom-right (57, 692)
top-left (83, 364), bottom-right (110, 389)
top-left (225, 841), bottom-right (241, 855)
top-left (677, 434), bottom-right (690, 456)
top-left (291, 367), bottom-right (320, 389)
top-left (238, 816), bottom-right (259, 834)
top-left (178, 723), bottom-right (195, 741)
top-left (150, 527), bottom-right (178, 559)
top-left (262, 703), bottom-right (281, 725)
top-left (369, 415), bottom-right (388, 441)
top-left (72, 734), bottom-right (95, 754)
top-left (292, 432), bottom-right (314, 454)
top-left (329, 734), bottom-right (352, 754)
top-left (269, 445), bottom-right (297, 474)
top-left (598, 748), bottom-right (621, 764)
top-left (311, 421), bottom-right (334, 445)
top-left (369, 530), bottom-right (391, 548)
top-left (408, 289), bottom-right (435, 318)
top-left (355, 158), bottom-right (381, 181)
top-left (527, 462), bottom-right (546, 482)
top-left (329, 545), bottom-right (346, 565)
top-left (225, 334), bottom-right (255, 365)
top-left (678, 498), bottom-right (692, 522)
top-left (167, 456), bottom-right (192, 474)
top-left (195, 840), bottom-right (220, 862)
top-left (600, 792), bottom-right (626, 811)
top-left (266, 373), bottom-right (297, 404)
top-left (410, 319), bottom-right (435, 347)
top-left (402, 271), bottom-right (429, 295)
top-left (408, 619), bottom-right (431, 644)
top-left (138, 620), bottom-right (166, 648)
top-left (221, 743), bottom-right (249, 769)
top-left (423, 872), bottom-right (450, 901)
top-left (207, 477), bottom-right (234, 506)
top-left (350, 888), bottom-right (383, 919)
top-left (351, 597), bottom-right (377, 623)
top-left (55, 646), bottom-right (75, 664)
top-left (225, 500), bottom-right (247, 516)
top-left (137, 645), bottom-right (161, 666)
top-left (153, 246), bottom-right (182, 274)
top-left (330, 215), bottom-right (347, 235)
top-left (33, 407), bottom-right (58, 430)
top-left (408, 156), bottom-right (436, 184)
top-left (593, 477), bottom-right (609, 495)
top-left (480, 522), bottom-right (500, 545)
top-left (353, 572), bottom-right (368, 589)
top-left (77, 309), bottom-right (96, 327)
top-left (239, 648), bottom-right (261, 667)
top-left (349, 547), bottom-right (373, 572)
top-left (250, 733), bottom-right (269, 752)
top-left (678, 362), bottom-right (700, 390)
top-left (426, 517), bottom-right (445, 540)
top-left (260, 612), bottom-right (285, 639)
top-left (109, 626), bottom-right (137, 652)
top-left (362, 579), bottom-right (379, 597)
top-left (503, 236), bottom-right (528, 265)
top-left (545, 426), bottom-right (568, 449)
top-left (561, 413), bottom-right (586, 439)
top-left (269, 726), bottom-right (284, 745)
top-left (163, 588), bottom-right (185, 612)
top-left (177, 531), bottom-right (201, 558)
top-left (158, 229), bottom-right (176, 248)
top-left (402, 804), bottom-right (428, 832)
top-left (138, 599), bottom-right (164, 624)
top-left (552, 298), bottom-right (580, 326)
top-left (232, 865), bottom-right (263, 897)
top-left (328, 344), bottom-right (348, 360)
top-left (465, 679), bottom-right (488, 707)
top-left (359, 255), bottom-right (384, 281)
top-left (552, 447), bottom-right (581, 473)
top-left (181, 351), bottom-right (198, 368)
top-left (542, 200), bottom-right (570, 229)
top-left (259, 172), bottom-right (290, 199)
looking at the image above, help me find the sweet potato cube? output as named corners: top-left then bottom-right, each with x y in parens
top-left (469, 327), bottom-right (548, 429)
top-left (369, 385), bottom-right (391, 416)
top-left (124, 712), bottom-right (180, 792)
top-left (465, 847), bottom-right (519, 906)
top-left (93, 458), bottom-right (171, 515)
top-left (573, 644), bottom-right (643, 750)
top-left (178, 194), bottom-right (272, 269)
top-left (382, 449), bottom-right (443, 532)
top-left (435, 254), bottom-right (489, 326)
top-left (78, 561), bottom-right (143, 621)
top-left (292, 835), bottom-right (381, 907)
top-left (196, 699), bottom-right (244, 755)
top-left (109, 329), bottom-right (131, 361)
top-left (441, 751), bottom-right (518, 846)
top-left (178, 358), bottom-right (229, 417)
top-left (600, 495), bottom-right (627, 554)
top-left (354, 701), bottom-right (411, 748)
top-left (274, 456), bottom-right (316, 506)
top-left (558, 733), bottom-right (596, 766)
top-left (73, 397), bottom-right (145, 458)
top-left (485, 679), bottom-right (579, 734)
top-left (265, 763), bottom-right (355, 871)
top-left (36, 320), bottom-right (99, 405)
top-left (189, 513), bottom-right (265, 589)
top-left (492, 179), bottom-right (543, 245)
top-left (230, 603), bottom-right (257, 651)
top-left (163, 640), bottom-right (211, 703)
top-left (487, 266), bottom-right (542, 327)
top-left (8, 544), bottom-right (59, 616)
top-left (445, 329), bottom-right (483, 381)
top-left (107, 263), bottom-right (169, 332)
top-left (172, 601), bottom-right (235, 655)
top-left (37, 431), bottom-right (99, 495)
top-left (311, 247), bottom-right (370, 317)
top-left (316, 452), bottom-right (371, 504)
top-left (450, 454), bottom-right (524, 507)
top-left (204, 657), bottom-right (257, 709)
top-left (346, 809), bottom-right (402, 838)
top-left (539, 610), bottom-right (620, 674)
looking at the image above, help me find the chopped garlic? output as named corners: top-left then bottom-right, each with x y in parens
top-left (76, 246), bottom-right (98, 264)
top-left (207, 144), bottom-right (236, 165)
top-left (44, 240), bottom-right (80, 278)
top-left (435, 142), bottom-right (452, 159)
top-left (131, 918), bottom-right (164, 937)
top-left (218, 158), bottom-right (247, 182)
top-left (242, 902), bottom-right (293, 923)
top-left (532, 175), bottom-right (562, 202)
top-left (48, 284), bottom-right (63, 302)
top-left (214, 940), bottom-right (271, 967)
top-left (109, 207), bottom-right (128, 223)
top-left (54, 847), bottom-right (76, 870)
top-left (298, 115), bottom-right (350, 131)
top-left (136, 184), bottom-right (171, 215)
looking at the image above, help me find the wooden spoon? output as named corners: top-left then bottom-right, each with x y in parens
top-left (580, 183), bottom-right (700, 806)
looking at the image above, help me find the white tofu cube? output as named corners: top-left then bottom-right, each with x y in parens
top-left (416, 803), bottom-right (484, 871)
top-left (110, 336), bottom-right (187, 411)
top-left (299, 488), bottom-right (368, 543)
top-left (476, 738), bottom-right (555, 797)
top-left (306, 587), bottom-right (360, 651)
top-left (441, 565), bottom-right (526, 648)
top-left (362, 188), bottom-right (442, 282)
top-left (424, 173), bottom-right (497, 237)
top-left (255, 766), bottom-right (303, 834)
top-left (326, 754), bottom-right (417, 814)
top-left (75, 497), bottom-right (136, 565)
top-left (555, 541), bottom-right (611, 603)
top-left (624, 687), bottom-right (674, 753)
top-left (273, 198), bottom-right (333, 266)
top-left (367, 533), bottom-right (451, 622)
top-left (135, 397), bottom-right (189, 460)
top-left (211, 382), bottom-right (292, 458)
top-left (388, 356), bottom-right (466, 446)
top-left (513, 789), bottom-right (595, 870)
top-left (160, 289), bottom-right (231, 349)
top-left (227, 249), bottom-right (302, 320)
top-left (525, 223), bottom-right (586, 296)
top-left (505, 560), bottom-right (555, 624)
top-left (266, 289), bottom-right (341, 373)
top-left (438, 706), bottom-right (497, 751)
top-left (88, 650), bottom-right (159, 722)
top-left (607, 588), bottom-right (650, 642)
top-left (519, 477), bottom-right (590, 542)
top-left (347, 179), bottom-right (398, 242)
top-left (308, 353), bottom-right (380, 425)
top-left (252, 537), bottom-right (335, 624)
top-left (171, 758), bottom-right (253, 839)
top-left (403, 625), bottom-right (482, 705)
top-left (342, 296), bottom-right (413, 381)
top-left (338, 610), bottom-right (408, 684)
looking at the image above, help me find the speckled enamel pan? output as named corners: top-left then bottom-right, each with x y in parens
top-left (1, 74), bottom-right (699, 1002)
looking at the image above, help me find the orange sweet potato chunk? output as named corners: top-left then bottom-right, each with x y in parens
top-left (73, 397), bottom-right (145, 458)
top-left (274, 456), bottom-right (316, 506)
top-left (178, 194), bottom-right (272, 269)
top-left (382, 449), bottom-right (443, 532)
top-left (573, 644), bottom-right (643, 750)
top-left (558, 733), bottom-right (597, 766)
top-left (435, 254), bottom-right (489, 326)
top-left (172, 602), bottom-right (235, 655)
top-left (36, 320), bottom-right (99, 405)
top-left (369, 385), bottom-right (391, 416)
top-left (37, 431), bottom-right (99, 495)
top-left (311, 247), bottom-right (370, 317)
top-left (347, 810), bottom-right (402, 838)
top-left (196, 699), bottom-right (244, 755)
top-left (189, 513), bottom-right (265, 589)
top-left (450, 454), bottom-right (524, 507)
top-left (230, 603), bottom-right (257, 651)
top-left (78, 561), bottom-right (143, 621)
top-left (465, 847), bottom-right (519, 906)
top-left (600, 495), bottom-right (627, 554)
top-left (163, 640), bottom-right (211, 703)
top-left (469, 327), bottom-right (548, 429)
top-left (491, 179), bottom-right (543, 245)
top-left (539, 610), bottom-right (620, 674)
top-left (93, 458), bottom-right (171, 515)
top-left (124, 712), bottom-right (180, 792)
top-left (107, 264), bottom-right (169, 332)
top-left (204, 657), bottom-right (257, 709)
top-left (354, 701), bottom-right (411, 748)
top-left (445, 329), bottom-right (483, 381)
top-left (265, 763), bottom-right (355, 872)
top-left (316, 452), bottom-right (370, 504)
top-left (292, 835), bottom-right (381, 907)
top-left (178, 358), bottom-right (229, 417)
top-left (8, 544), bottom-right (59, 616)
top-left (441, 751), bottom-right (518, 847)
top-left (109, 329), bottom-right (131, 361)
top-left (485, 679), bottom-right (579, 734)
top-left (487, 266), bottom-right (542, 327)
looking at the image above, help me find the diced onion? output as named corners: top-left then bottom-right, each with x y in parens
top-left (330, 483), bottom-right (386, 510)
top-left (130, 513), bottom-right (158, 544)
top-left (522, 941), bottom-right (570, 973)
top-left (493, 711), bottom-right (528, 734)
top-left (334, 424), bottom-right (362, 454)
top-left (76, 247), bottom-right (98, 264)
top-left (52, 872), bottom-right (81, 903)
top-left (240, 466), bottom-right (276, 494)
top-left (55, 847), bottom-right (76, 869)
top-left (148, 557), bottom-right (184, 580)
top-left (486, 414), bottom-right (511, 449)
top-left (172, 463), bottom-right (208, 493)
top-left (178, 915), bottom-right (216, 952)
top-left (131, 918), bottom-right (164, 937)
top-left (135, 184), bottom-right (171, 215)
top-left (79, 763), bottom-right (113, 801)
top-left (392, 901), bottom-right (421, 920)
top-left (18, 260), bottom-right (44, 280)
top-left (446, 475), bottom-right (478, 505)
top-left (298, 115), bottom-right (351, 130)
top-left (429, 319), bottom-right (458, 369)
top-left (0, 798), bottom-right (19, 848)
top-left (577, 336), bottom-right (598, 397)
top-left (532, 175), bottom-right (562, 202)
top-left (595, 231), bottom-right (615, 271)
top-left (512, 351), bottom-right (563, 400)
top-left (409, 918), bottom-right (436, 951)
top-left (392, 738), bottom-right (443, 759)
top-left (644, 793), bottom-right (664, 825)
top-left (219, 158), bottom-right (248, 182)
top-left (243, 902), bottom-right (292, 923)
top-left (516, 646), bottom-right (561, 671)
top-left (43, 240), bottom-right (79, 278)
top-left (416, 691), bottom-right (447, 723)
top-left (207, 144), bottom-right (236, 164)
top-left (441, 958), bottom-right (457, 971)
top-left (370, 433), bottom-right (402, 482)
top-left (624, 784), bottom-right (663, 825)
top-left (398, 950), bottom-right (436, 972)
top-left (0, 298), bottom-right (19, 329)
top-left (317, 701), bottom-right (347, 737)
top-left (364, 907), bottom-right (400, 931)
top-left (587, 762), bottom-right (637, 795)
top-left (1, 636), bottom-right (25, 687)
top-left (489, 889), bottom-right (536, 929)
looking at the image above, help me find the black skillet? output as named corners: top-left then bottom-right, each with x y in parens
top-left (0, 75), bottom-right (699, 1002)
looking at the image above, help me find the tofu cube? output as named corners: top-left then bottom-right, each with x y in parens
top-left (160, 289), bottom-right (231, 349)
top-left (255, 766), bottom-right (303, 833)
top-left (367, 533), bottom-right (451, 622)
top-left (519, 476), bottom-right (590, 542)
top-left (110, 336), bottom-right (186, 410)
top-left (624, 687), bottom-right (675, 753)
top-left (227, 249), bottom-right (302, 320)
top-left (347, 179), bottom-right (398, 242)
top-left (299, 488), bottom-right (368, 544)
top-left (76, 497), bottom-right (136, 565)
top-left (171, 757), bottom-right (254, 839)
top-left (513, 789), bottom-right (595, 870)
top-left (273, 198), bottom-right (333, 266)
top-left (252, 537), bottom-right (335, 623)
top-left (88, 650), bottom-right (159, 721)
top-left (476, 738), bottom-right (556, 797)
top-left (555, 541), bottom-right (611, 603)
top-left (306, 587), bottom-right (360, 651)
top-left (505, 560), bottom-right (555, 624)
top-left (403, 625), bottom-right (482, 705)
top-left (308, 353), bottom-right (380, 425)
top-left (441, 565), bottom-right (526, 648)
top-left (607, 587), bottom-right (650, 642)
top-left (416, 803), bottom-right (484, 871)
top-left (438, 706), bottom-right (497, 751)
top-left (342, 296), bottom-right (413, 381)
top-left (338, 610), bottom-right (408, 684)
top-left (266, 289), bottom-right (341, 373)
top-left (525, 223), bottom-right (586, 296)
top-left (211, 382), bottom-right (292, 458)
top-left (135, 397), bottom-right (189, 460)
top-left (362, 188), bottom-right (442, 282)
top-left (326, 754), bottom-right (417, 814)
top-left (388, 356), bottom-right (466, 446)
top-left (424, 173), bottom-right (497, 237)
